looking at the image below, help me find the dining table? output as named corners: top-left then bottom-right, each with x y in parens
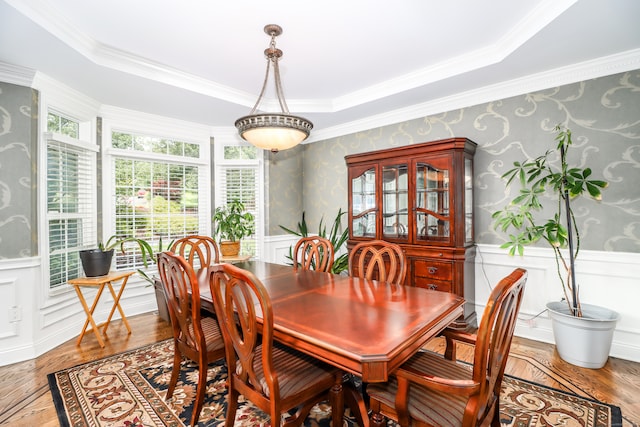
top-left (197, 260), bottom-right (465, 426)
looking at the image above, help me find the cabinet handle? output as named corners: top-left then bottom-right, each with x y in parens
top-left (438, 252), bottom-right (443, 257)
top-left (428, 267), bottom-right (438, 275)
top-left (428, 284), bottom-right (438, 290)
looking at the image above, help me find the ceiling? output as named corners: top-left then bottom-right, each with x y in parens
top-left (1, 0), bottom-right (640, 142)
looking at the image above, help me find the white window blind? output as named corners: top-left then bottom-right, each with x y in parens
top-left (217, 165), bottom-right (259, 257)
top-left (215, 142), bottom-right (262, 259)
top-left (46, 134), bottom-right (97, 288)
top-left (110, 131), bottom-right (208, 270)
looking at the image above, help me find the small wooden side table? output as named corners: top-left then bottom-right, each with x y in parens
top-left (68, 271), bottom-right (135, 347)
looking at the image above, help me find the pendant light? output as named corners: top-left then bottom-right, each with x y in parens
top-left (234, 24), bottom-right (313, 153)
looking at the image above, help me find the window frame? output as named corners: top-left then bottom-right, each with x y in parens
top-left (213, 131), bottom-right (265, 259)
top-left (36, 79), bottom-right (100, 302)
top-left (101, 108), bottom-right (212, 273)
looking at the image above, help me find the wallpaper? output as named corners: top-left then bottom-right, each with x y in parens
top-left (266, 144), bottom-right (304, 235)
top-left (0, 82), bottom-right (37, 259)
top-left (271, 70), bottom-right (640, 253)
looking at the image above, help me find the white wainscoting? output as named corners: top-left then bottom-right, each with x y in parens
top-left (474, 244), bottom-right (640, 363)
top-left (1, 242), bottom-right (638, 366)
top-left (263, 234), bottom-right (299, 265)
top-left (0, 257), bottom-right (159, 366)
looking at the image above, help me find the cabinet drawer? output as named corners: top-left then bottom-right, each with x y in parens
top-left (414, 277), bottom-right (452, 293)
top-left (413, 260), bottom-right (453, 281)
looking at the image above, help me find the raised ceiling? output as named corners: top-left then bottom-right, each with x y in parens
top-left (1, 0), bottom-right (639, 141)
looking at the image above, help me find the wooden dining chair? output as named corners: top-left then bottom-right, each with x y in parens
top-left (171, 235), bottom-right (220, 279)
top-left (157, 251), bottom-right (226, 427)
top-left (347, 240), bottom-right (408, 403)
top-left (348, 240), bottom-right (407, 286)
top-left (208, 262), bottom-right (344, 427)
top-left (367, 268), bottom-right (528, 427)
top-left (293, 236), bottom-right (335, 272)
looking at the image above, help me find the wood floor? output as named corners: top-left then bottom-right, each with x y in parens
top-left (0, 312), bottom-right (638, 426)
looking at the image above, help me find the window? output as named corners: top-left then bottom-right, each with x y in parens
top-left (46, 112), bottom-right (97, 288)
top-left (109, 130), bottom-right (209, 270)
top-left (215, 141), bottom-right (262, 258)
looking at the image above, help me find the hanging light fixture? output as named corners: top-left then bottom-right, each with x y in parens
top-left (234, 24), bottom-right (313, 153)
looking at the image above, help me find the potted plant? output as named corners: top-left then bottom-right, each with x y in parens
top-left (279, 208), bottom-right (350, 275)
top-left (213, 200), bottom-right (255, 257)
top-left (492, 124), bottom-right (619, 368)
top-left (79, 235), bottom-right (154, 277)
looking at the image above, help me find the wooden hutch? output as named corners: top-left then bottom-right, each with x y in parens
top-left (345, 138), bottom-right (477, 329)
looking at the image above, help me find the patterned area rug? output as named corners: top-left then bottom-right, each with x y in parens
top-left (48, 339), bottom-right (622, 427)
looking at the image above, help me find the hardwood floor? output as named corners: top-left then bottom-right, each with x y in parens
top-left (0, 312), bottom-right (638, 426)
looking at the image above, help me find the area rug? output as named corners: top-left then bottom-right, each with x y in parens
top-left (48, 339), bottom-right (622, 427)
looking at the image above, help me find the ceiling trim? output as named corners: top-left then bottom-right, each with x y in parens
top-left (4, 0), bottom-right (580, 114)
top-left (306, 48), bottom-right (640, 143)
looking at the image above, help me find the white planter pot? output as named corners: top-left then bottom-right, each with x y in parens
top-left (546, 301), bottom-right (620, 369)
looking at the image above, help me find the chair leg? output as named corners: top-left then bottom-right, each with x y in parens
top-left (370, 411), bottom-right (386, 427)
top-left (190, 357), bottom-right (208, 426)
top-left (167, 346), bottom-right (182, 399)
top-left (224, 386), bottom-right (239, 427)
top-left (491, 402), bottom-right (501, 427)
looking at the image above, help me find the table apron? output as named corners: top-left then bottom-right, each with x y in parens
top-left (272, 305), bottom-right (463, 383)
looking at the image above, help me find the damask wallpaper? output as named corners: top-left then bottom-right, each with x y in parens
top-left (0, 82), bottom-right (37, 259)
top-left (273, 70), bottom-right (640, 253)
top-left (266, 144), bottom-right (303, 236)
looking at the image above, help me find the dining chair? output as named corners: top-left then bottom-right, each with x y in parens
top-left (171, 235), bottom-right (220, 279)
top-left (208, 262), bottom-right (344, 427)
top-left (347, 239), bottom-right (407, 403)
top-left (293, 236), bottom-right (335, 272)
top-left (348, 240), bottom-right (407, 286)
top-left (157, 251), bottom-right (226, 427)
top-left (367, 268), bottom-right (528, 427)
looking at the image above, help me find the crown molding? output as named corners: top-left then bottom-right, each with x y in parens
top-left (0, 61), bottom-right (36, 87)
top-left (305, 48), bottom-right (640, 143)
top-left (4, 0), bottom-right (579, 114)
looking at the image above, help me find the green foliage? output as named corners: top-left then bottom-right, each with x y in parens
top-left (213, 200), bottom-right (255, 242)
top-left (96, 234), bottom-right (175, 285)
top-left (492, 125), bottom-right (608, 315)
top-left (279, 209), bottom-right (350, 274)
top-left (99, 235), bottom-right (155, 268)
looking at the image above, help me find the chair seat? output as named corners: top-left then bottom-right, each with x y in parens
top-left (367, 350), bottom-right (473, 427)
top-left (247, 343), bottom-right (340, 400)
top-left (199, 316), bottom-right (225, 353)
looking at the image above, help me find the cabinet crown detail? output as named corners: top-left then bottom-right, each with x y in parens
top-left (345, 137), bottom-right (477, 329)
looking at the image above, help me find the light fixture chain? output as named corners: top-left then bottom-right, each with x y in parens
top-left (249, 59), bottom-right (271, 115)
top-left (272, 58), bottom-right (290, 114)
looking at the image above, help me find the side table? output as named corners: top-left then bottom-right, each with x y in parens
top-left (68, 271), bottom-right (135, 347)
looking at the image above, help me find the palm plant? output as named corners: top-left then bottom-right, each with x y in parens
top-left (280, 208), bottom-right (349, 274)
top-left (492, 125), bottom-right (607, 317)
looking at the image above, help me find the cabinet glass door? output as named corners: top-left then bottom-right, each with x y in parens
top-left (382, 163), bottom-right (409, 240)
top-left (351, 167), bottom-right (377, 237)
top-left (465, 157), bottom-right (473, 242)
top-left (415, 159), bottom-right (450, 242)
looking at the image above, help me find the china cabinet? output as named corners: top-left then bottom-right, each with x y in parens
top-left (346, 138), bottom-right (477, 328)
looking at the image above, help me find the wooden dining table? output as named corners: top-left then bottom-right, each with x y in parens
top-left (198, 260), bottom-right (465, 426)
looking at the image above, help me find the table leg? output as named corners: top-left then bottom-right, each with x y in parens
top-left (74, 284), bottom-right (106, 348)
top-left (103, 276), bottom-right (132, 335)
top-left (329, 375), bottom-right (344, 427)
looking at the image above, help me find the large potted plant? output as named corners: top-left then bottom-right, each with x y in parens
top-left (279, 208), bottom-right (350, 275)
top-left (492, 125), bottom-right (619, 368)
top-left (213, 200), bottom-right (255, 257)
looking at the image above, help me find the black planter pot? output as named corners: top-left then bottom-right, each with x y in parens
top-left (79, 249), bottom-right (114, 277)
